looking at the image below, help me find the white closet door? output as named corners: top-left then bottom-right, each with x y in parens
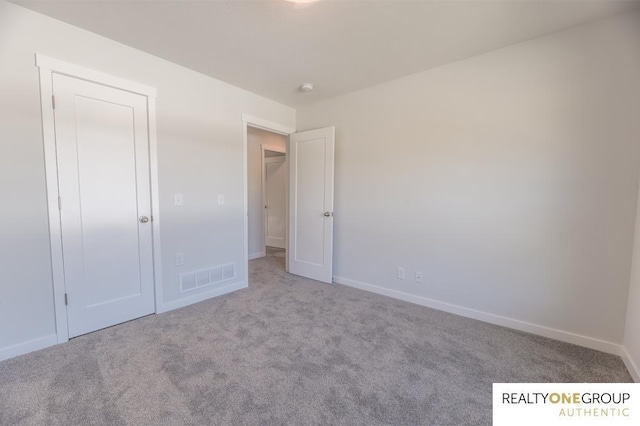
top-left (53, 73), bottom-right (155, 338)
top-left (288, 127), bottom-right (335, 283)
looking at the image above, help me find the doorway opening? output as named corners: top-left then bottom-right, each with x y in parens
top-left (247, 126), bottom-right (288, 272)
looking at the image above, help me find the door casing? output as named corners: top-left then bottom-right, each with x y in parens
top-left (36, 54), bottom-right (161, 344)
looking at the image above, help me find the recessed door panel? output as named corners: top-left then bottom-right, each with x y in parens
top-left (75, 96), bottom-right (142, 305)
top-left (294, 138), bottom-right (326, 265)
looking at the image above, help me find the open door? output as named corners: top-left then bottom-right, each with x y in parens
top-left (288, 127), bottom-right (335, 283)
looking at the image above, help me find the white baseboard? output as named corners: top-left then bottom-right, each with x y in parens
top-left (157, 280), bottom-right (247, 314)
top-left (249, 252), bottom-right (266, 260)
top-left (333, 276), bottom-right (621, 355)
top-left (0, 334), bottom-right (58, 362)
top-left (266, 238), bottom-right (285, 249)
top-left (621, 346), bottom-right (640, 382)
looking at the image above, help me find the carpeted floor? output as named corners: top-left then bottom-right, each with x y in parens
top-left (0, 248), bottom-right (632, 425)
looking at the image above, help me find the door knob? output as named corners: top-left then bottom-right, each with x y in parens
top-left (139, 216), bottom-right (149, 223)
top-left (323, 212), bottom-right (332, 217)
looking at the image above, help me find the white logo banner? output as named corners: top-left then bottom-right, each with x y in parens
top-left (493, 383), bottom-right (639, 426)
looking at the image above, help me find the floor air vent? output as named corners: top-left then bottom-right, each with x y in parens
top-left (180, 263), bottom-right (235, 293)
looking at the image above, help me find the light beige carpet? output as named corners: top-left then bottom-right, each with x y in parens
top-left (0, 250), bottom-right (632, 425)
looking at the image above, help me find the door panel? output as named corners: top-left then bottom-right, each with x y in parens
top-left (295, 139), bottom-right (325, 264)
top-left (53, 74), bottom-right (154, 338)
top-left (288, 127), bottom-right (335, 283)
top-left (265, 155), bottom-right (286, 249)
top-left (75, 97), bottom-right (142, 305)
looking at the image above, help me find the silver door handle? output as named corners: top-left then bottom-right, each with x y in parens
top-left (323, 212), bottom-right (332, 217)
top-left (139, 216), bottom-right (149, 223)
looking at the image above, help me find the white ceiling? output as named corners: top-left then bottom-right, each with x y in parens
top-left (12, 0), bottom-right (640, 107)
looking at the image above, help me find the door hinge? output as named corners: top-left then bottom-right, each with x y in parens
top-left (52, 95), bottom-right (56, 109)
top-left (64, 293), bottom-right (68, 305)
top-left (58, 196), bottom-right (62, 210)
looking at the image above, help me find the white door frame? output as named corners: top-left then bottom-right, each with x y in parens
top-left (36, 54), bottom-right (161, 344)
top-left (262, 147), bottom-right (286, 250)
top-left (242, 114), bottom-right (295, 278)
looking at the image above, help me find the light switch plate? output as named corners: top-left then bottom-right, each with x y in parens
top-left (174, 193), bottom-right (183, 206)
top-left (217, 194), bottom-right (224, 206)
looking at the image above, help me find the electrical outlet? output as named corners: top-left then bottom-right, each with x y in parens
top-left (174, 193), bottom-right (183, 206)
top-left (415, 271), bottom-right (424, 283)
top-left (175, 253), bottom-right (184, 266)
top-left (397, 267), bottom-right (405, 280)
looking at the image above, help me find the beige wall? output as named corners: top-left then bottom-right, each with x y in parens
top-left (298, 10), bottom-right (640, 351)
top-left (0, 0), bottom-right (295, 359)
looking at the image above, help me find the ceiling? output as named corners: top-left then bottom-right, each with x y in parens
top-left (12, 0), bottom-right (640, 107)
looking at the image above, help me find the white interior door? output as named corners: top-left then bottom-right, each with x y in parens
top-left (288, 127), bottom-right (335, 283)
top-left (264, 154), bottom-right (286, 249)
top-left (53, 73), bottom-right (155, 338)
